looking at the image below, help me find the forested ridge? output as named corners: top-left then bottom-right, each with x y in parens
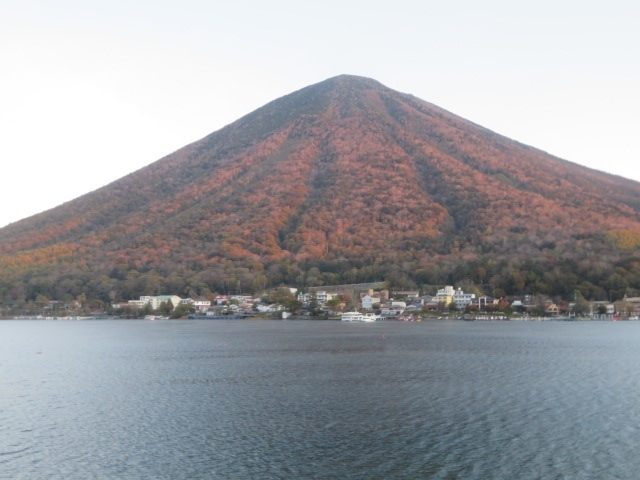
top-left (1, 75), bottom-right (640, 309)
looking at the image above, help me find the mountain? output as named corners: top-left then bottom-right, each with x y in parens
top-left (2, 74), bottom-right (640, 307)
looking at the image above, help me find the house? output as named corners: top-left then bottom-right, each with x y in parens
top-left (545, 302), bottom-right (560, 316)
top-left (511, 300), bottom-right (524, 309)
top-left (416, 296), bottom-right (438, 310)
top-left (180, 297), bottom-right (211, 312)
top-left (584, 301), bottom-right (613, 316)
top-left (617, 296), bottom-right (640, 317)
top-left (193, 298), bottom-right (211, 311)
top-left (475, 295), bottom-right (498, 310)
top-left (361, 294), bottom-right (381, 310)
top-left (297, 291), bottom-right (336, 306)
top-left (206, 305), bottom-right (228, 316)
top-left (214, 295), bottom-right (229, 305)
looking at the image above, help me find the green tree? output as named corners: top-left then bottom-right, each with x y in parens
top-left (268, 287), bottom-right (294, 306)
top-left (326, 296), bottom-right (343, 310)
top-left (532, 295), bottom-right (547, 317)
top-left (309, 293), bottom-right (323, 317)
top-left (572, 291), bottom-right (590, 316)
top-left (171, 303), bottom-right (195, 319)
top-left (267, 287), bottom-right (302, 313)
top-left (159, 300), bottom-right (174, 315)
top-left (251, 274), bottom-right (268, 293)
top-left (35, 293), bottom-right (49, 307)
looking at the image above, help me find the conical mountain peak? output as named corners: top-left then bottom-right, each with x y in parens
top-left (1, 76), bottom-right (640, 305)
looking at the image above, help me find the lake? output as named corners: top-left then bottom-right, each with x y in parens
top-left (2, 319), bottom-right (640, 479)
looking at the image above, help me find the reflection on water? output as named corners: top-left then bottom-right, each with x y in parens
top-left (2, 319), bottom-right (640, 478)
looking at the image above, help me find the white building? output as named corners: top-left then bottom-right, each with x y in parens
top-left (179, 298), bottom-right (212, 312)
top-left (453, 288), bottom-right (475, 309)
top-left (131, 295), bottom-right (182, 310)
top-left (361, 294), bottom-right (381, 310)
top-left (298, 291), bottom-right (336, 306)
top-left (193, 298), bottom-right (211, 311)
top-left (436, 286), bottom-right (475, 309)
top-left (436, 286), bottom-right (455, 305)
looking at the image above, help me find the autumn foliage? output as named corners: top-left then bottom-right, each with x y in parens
top-left (1, 75), bottom-right (640, 306)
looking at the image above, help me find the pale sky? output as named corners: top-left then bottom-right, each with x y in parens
top-left (1, 1), bottom-right (639, 228)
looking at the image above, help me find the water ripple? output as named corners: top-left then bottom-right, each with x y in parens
top-left (3, 320), bottom-right (640, 478)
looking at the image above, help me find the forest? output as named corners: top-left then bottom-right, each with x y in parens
top-left (1, 233), bottom-right (639, 313)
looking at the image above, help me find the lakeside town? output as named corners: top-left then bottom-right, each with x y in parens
top-left (5, 283), bottom-right (640, 321)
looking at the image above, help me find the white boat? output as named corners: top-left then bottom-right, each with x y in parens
top-left (361, 313), bottom-right (380, 322)
top-left (341, 311), bottom-right (363, 322)
top-left (341, 312), bottom-right (380, 322)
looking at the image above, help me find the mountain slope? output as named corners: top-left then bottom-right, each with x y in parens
top-left (2, 75), bottom-right (640, 305)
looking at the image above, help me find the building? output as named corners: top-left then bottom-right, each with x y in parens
top-left (127, 299), bottom-right (148, 309)
top-left (617, 296), bottom-right (640, 317)
top-left (436, 286), bottom-right (455, 305)
top-left (214, 295), bottom-right (229, 305)
top-left (297, 291), bottom-right (336, 306)
top-left (129, 295), bottom-right (182, 311)
top-left (545, 302), bottom-right (560, 316)
top-left (180, 297), bottom-right (211, 312)
top-left (435, 286), bottom-right (475, 309)
top-left (361, 294), bottom-right (381, 310)
top-left (393, 290), bottom-right (420, 299)
top-left (591, 301), bottom-right (615, 315)
top-left (475, 295), bottom-right (498, 310)
top-left (453, 288), bottom-right (475, 309)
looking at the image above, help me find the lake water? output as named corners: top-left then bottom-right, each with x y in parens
top-left (2, 319), bottom-right (640, 479)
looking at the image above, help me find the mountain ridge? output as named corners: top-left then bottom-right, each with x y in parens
top-left (1, 74), bottom-right (640, 306)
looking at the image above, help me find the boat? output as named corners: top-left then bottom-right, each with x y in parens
top-left (341, 312), bottom-right (380, 322)
top-left (361, 313), bottom-right (380, 322)
top-left (341, 311), bottom-right (362, 322)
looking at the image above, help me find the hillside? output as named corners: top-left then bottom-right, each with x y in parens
top-left (2, 74), bottom-right (640, 307)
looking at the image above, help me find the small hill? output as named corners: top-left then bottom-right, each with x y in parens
top-left (2, 75), bottom-right (640, 305)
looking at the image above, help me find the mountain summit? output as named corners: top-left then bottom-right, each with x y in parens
top-left (2, 75), bottom-right (640, 304)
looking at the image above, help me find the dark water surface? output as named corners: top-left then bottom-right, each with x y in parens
top-left (2, 319), bottom-right (640, 479)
